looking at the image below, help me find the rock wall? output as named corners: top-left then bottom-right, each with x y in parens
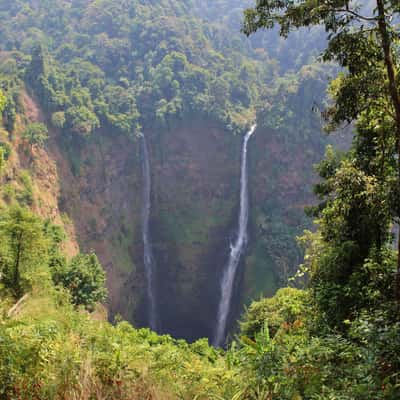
top-left (148, 118), bottom-right (242, 340)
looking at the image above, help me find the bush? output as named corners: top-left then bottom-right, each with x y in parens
top-left (0, 89), bottom-right (5, 112)
top-left (240, 287), bottom-right (309, 340)
top-left (51, 111), bottom-right (66, 128)
top-left (52, 252), bottom-right (107, 310)
top-left (22, 122), bottom-right (49, 151)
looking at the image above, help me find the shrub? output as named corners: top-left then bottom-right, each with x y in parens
top-left (240, 287), bottom-right (309, 340)
top-left (52, 252), bottom-right (107, 311)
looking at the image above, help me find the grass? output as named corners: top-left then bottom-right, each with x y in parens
top-left (0, 285), bottom-right (239, 400)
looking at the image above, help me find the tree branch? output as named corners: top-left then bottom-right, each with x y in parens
top-left (333, 9), bottom-right (378, 22)
top-left (7, 293), bottom-right (29, 318)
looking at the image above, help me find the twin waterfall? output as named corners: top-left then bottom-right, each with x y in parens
top-left (140, 125), bottom-right (256, 344)
top-left (213, 125), bottom-right (256, 347)
top-left (141, 134), bottom-right (158, 332)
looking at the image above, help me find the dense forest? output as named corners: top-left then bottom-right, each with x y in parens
top-left (1, 0), bottom-right (400, 398)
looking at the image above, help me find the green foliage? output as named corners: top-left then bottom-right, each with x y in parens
top-left (0, 307), bottom-right (238, 400)
top-left (65, 106), bottom-right (99, 137)
top-left (22, 122), bottom-right (49, 152)
top-left (17, 170), bottom-right (34, 206)
top-left (257, 63), bottom-right (333, 141)
top-left (0, 148), bottom-right (4, 175)
top-left (0, 89), bottom-right (5, 113)
top-left (52, 252), bottom-right (107, 311)
top-left (1, 2), bottom-right (399, 399)
top-left (0, 205), bottom-right (107, 312)
top-left (232, 287), bottom-right (400, 400)
top-left (0, 141), bottom-right (11, 161)
top-left (243, 0), bottom-right (400, 321)
top-left (240, 2), bottom-right (400, 398)
top-left (0, 206), bottom-right (50, 297)
top-left (2, 97), bottom-right (17, 133)
top-left (0, 204), bottom-right (236, 398)
top-left (240, 288), bottom-right (309, 340)
top-left (0, 0), bottom-right (330, 138)
top-left (0, 142), bottom-right (10, 176)
top-left (0, 58), bottom-right (23, 133)
top-left (51, 111), bottom-right (65, 129)
top-left (299, 155), bottom-right (394, 329)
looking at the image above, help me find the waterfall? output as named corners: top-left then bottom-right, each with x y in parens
top-left (141, 133), bottom-right (158, 331)
top-left (213, 124), bottom-right (256, 347)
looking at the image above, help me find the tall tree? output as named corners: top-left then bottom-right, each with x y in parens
top-left (244, 0), bottom-right (400, 297)
top-left (0, 89), bottom-right (5, 113)
top-left (26, 45), bottom-right (47, 91)
top-left (22, 122), bottom-right (49, 158)
top-left (0, 207), bottom-right (49, 298)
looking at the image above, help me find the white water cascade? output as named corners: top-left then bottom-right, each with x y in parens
top-left (141, 133), bottom-right (158, 331)
top-left (214, 124), bottom-right (256, 347)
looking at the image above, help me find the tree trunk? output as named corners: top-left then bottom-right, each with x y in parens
top-left (13, 231), bottom-right (23, 298)
top-left (376, 0), bottom-right (400, 298)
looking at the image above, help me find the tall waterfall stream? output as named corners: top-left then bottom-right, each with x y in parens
top-left (141, 133), bottom-right (158, 331)
top-left (213, 125), bottom-right (256, 346)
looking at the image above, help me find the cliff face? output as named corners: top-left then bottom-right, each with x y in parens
top-left (9, 94), bottom-right (327, 341)
top-left (245, 128), bottom-right (326, 306)
top-left (50, 128), bottom-right (144, 321)
top-left (0, 91), bottom-right (79, 258)
top-left (148, 119), bottom-right (242, 340)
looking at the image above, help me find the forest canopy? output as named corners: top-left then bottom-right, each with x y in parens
top-left (0, 0), bottom-right (331, 140)
top-left (0, 0), bottom-right (264, 136)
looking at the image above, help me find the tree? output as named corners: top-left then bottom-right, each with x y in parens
top-left (240, 288), bottom-right (308, 340)
top-left (22, 122), bottom-right (49, 156)
top-left (0, 89), bottom-right (5, 113)
top-left (0, 91), bottom-right (6, 175)
top-left (0, 207), bottom-right (49, 298)
top-left (0, 204), bottom-right (106, 309)
top-left (0, 148), bottom-right (5, 175)
top-left (51, 111), bottom-right (66, 129)
top-left (26, 44), bottom-right (47, 92)
top-left (243, 1), bottom-right (400, 298)
top-left (302, 157), bottom-right (393, 328)
top-left (52, 252), bottom-right (107, 311)
top-left (65, 106), bottom-right (100, 137)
